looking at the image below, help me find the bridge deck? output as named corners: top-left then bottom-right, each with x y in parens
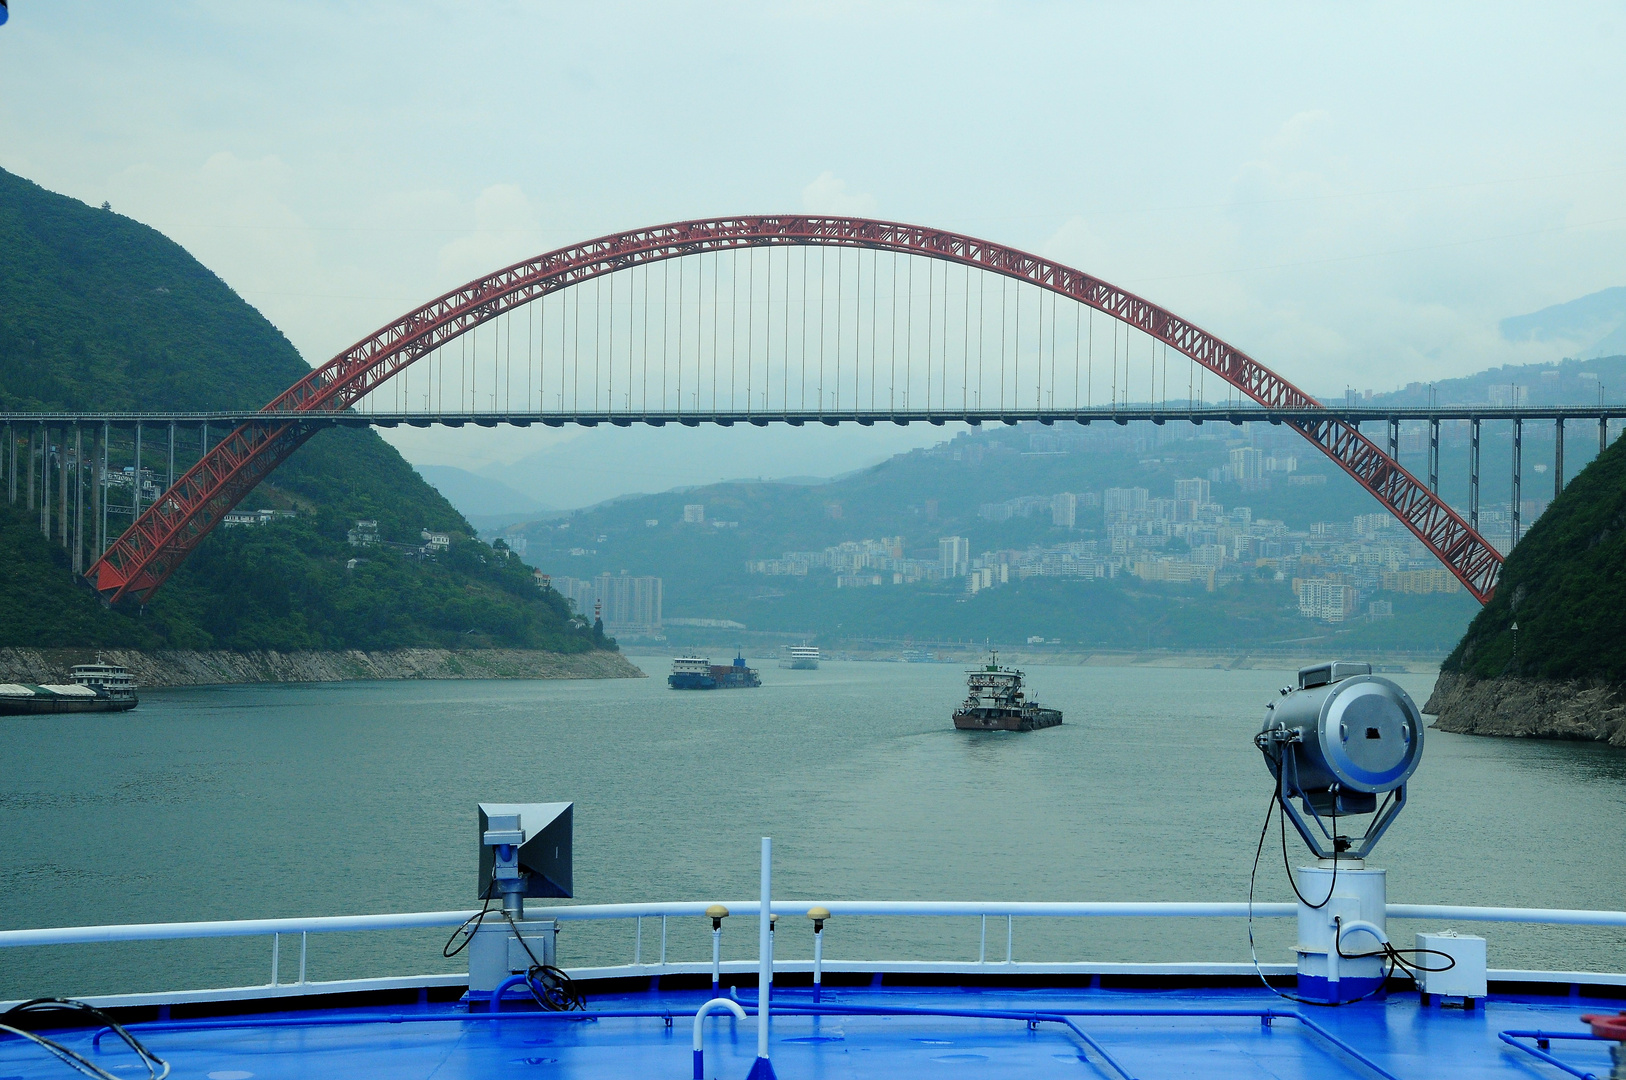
top-left (5, 405), bottom-right (1625, 426)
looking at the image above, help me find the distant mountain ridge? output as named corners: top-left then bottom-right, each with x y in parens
top-left (1499, 286), bottom-right (1626, 359)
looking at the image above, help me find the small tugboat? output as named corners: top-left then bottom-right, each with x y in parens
top-left (952, 652), bottom-right (1061, 731)
top-left (667, 653), bottom-right (762, 690)
top-left (0, 660), bottom-right (139, 715)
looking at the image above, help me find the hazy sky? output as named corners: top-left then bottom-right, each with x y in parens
top-left (3, 2), bottom-right (1623, 500)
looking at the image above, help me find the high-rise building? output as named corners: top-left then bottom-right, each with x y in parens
top-left (595, 571), bottom-right (663, 638)
top-left (1051, 492), bottom-right (1077, 528)
top-left (1229, 447), bottom-right (1265, 482)
top-left (1174, 478), bottom-right (1210, 504)
top-left (550, 573), bottom-right (664, 637)
top-left (1297, 579), bottom-right (1358, 622)
top-left (1102, 487), bottom-right (1149, 520)
top-left (938, 536), bottom-right (970, 578)
top-left (683, 504), bottom-right (705, 523)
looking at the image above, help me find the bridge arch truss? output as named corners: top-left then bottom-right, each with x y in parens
top-left (88, 216), bottom-right (1504, 604)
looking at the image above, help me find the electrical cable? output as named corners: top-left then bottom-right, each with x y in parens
top-left (443, 875), bottom-right (499, 959)
top-left (499, 910), bottom-right (584, 1011)
top-left (1247, 788), bottom-right (1453, 1007)
top-left (1281, 785), bottom-right (1338, 910)
top-left (445, 865), bottom-right (583, 1010)
top-left (2, 999), bottom-right (169, 1080)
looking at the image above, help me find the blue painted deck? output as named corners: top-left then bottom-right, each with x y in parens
top-left (3, 982), bottom-right (1622, 1079)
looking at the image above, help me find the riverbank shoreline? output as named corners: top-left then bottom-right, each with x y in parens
top-left (633, 645), bottom-right (1443, 674)
top-left (1425, 671), bottom-right (1626, 747)
top-left (0, 647), bottom-right (645, 688)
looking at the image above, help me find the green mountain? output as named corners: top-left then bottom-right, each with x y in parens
top-left (0, 167), bottom-right (604, 655)
top-left (1442, 431), bottom-right (1626, 682)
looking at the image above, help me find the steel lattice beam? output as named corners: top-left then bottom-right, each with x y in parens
top-left (88, 216), bottom-right (1503, 604)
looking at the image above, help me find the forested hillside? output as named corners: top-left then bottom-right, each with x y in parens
top-left (0, 167), bottom-right (605, 654)
top-left (1442, 432), bottom-right (1626, 681)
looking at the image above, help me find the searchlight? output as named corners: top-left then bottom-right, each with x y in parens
top-left (1254, 662), bottom-right (1425, 1004)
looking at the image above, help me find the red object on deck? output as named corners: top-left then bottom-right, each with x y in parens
top-left (1581, 1012), bottom-right (1626, 1040)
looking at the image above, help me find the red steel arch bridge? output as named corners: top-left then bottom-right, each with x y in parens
top-left (3, 216), bottom-right (1605, 606)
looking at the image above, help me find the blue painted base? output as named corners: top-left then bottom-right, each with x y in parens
top-left (1295, 973), bottom-right (1385, 1003)
top-left (746, 1055), bottom-right (779, 1079)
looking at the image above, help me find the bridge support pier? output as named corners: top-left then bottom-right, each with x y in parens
top-left (167, 421), bottom-right (175, 492)
top-left (40, 424), bottom-right (50, 538)
top-left (1554, 419), bottom-right (1564, 501)
top-left (73, 424), bottom-right (84, 574)
top-left (3, 421), bottom-right (11, 505)
top-left (60, 423), bottom-right (69, 550)
top-left (1470, 420), bottom-right (1480, 530)
top-left (27, 424), bottom-right (36, 514)
top-left (1429, 417), bottom-right (1439, 492)
top-left (92, 423), bottom-right (104, 564)
top-left (1388, 417), bottom-right (1399, 462)
top-left (133, 422), bottom-right (142, 519)
top-left (1602, 415), bottom-right (1610, 457)
top-left (1512, 419), bottom-right (1523, 549)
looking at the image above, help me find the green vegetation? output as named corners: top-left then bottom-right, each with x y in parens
top-left (1443, 433), bottom-right (1626, 681)
top-left (0, 166), bottom-right (604, 655)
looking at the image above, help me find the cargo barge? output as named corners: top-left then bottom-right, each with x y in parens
top-left (0, 662), bottom-right (139, 716)
top-left (952, 652), bottom-right (1061, 731)
top-left (668, 653), bottom-right (762, 690)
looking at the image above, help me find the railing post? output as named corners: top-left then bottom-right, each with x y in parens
top-left (1005, 915), bottom-right (1014, 964)
top-left (979, 915), bottom-right (987, 964)
top-left (804, 907), bottom-right (831, 1002)
top-left (754, 837), bottom-right (774, 1078)
top-left (299, 931), bottom-right (307, 985)
top-left (634, 915), bottom-right (642, 966)
top-left (707, 905), bottom-right (729, 997)
top-left (660, 915), bottom-right (668, 966)
top-left (271, 932), bottom-right (279, 986)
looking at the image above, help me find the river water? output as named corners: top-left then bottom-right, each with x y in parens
top-left (2, 658), bottom-right (1623, 999)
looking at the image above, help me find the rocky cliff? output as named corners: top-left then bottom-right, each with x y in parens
top-left (1429, 418), bottom-right (1626, 746)
top-left (0, 647), bottom-right (645, 688)
top-left (1425, 670), bottom-right (1626, 747)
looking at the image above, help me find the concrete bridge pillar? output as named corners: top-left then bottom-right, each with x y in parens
top-left (1469, 419), bottom-right (1480, 530)
top-left (59, 423), bottom-right (69, 549)
top-left (1512, 419), bottom-right (1523, 548)
top-left (1554, 419), bottom-right (1565, 501)
top-left (92, 423), bottom-right (104, 563)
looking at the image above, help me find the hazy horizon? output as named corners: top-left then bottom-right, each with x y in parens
top-left (3, 2), bottom-right (1622, 502)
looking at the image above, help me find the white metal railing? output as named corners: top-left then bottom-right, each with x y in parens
top-left (3, 900), bottom-right (1624, 1006)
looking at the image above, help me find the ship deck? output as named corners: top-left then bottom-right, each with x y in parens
top-left (6, 978), bottom-right (1622, 1080)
